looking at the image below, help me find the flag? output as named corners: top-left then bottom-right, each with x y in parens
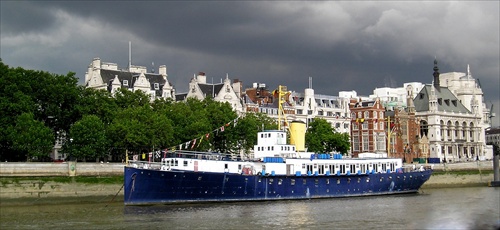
top-left (220, 126), bottom-right (225, 132)
top-left (197, 136), bottom-right (203, 147)
top-left (191, 139), bottom-right (197, 149)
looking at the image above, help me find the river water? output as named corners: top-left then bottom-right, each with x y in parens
top-left (1, 187), bottom-right (499, 230)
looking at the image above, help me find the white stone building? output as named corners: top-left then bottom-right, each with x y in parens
top-left (413, 60), bottom-right (487, 162)
top-left (175, 72), bottom-right (244, 114)
top-left (85, 58), bottom-right (175, 101)
top-left (290, 87), bottom-right (351, 134)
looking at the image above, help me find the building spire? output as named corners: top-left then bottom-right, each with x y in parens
top-left (433, 58), bottom-right (440, 89)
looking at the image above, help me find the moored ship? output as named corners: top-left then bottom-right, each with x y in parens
top-left (124, 125), bottom-right (432, 205)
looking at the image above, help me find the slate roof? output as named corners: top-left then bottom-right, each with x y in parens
top-left (198, 83), bottom-right (224, 98)
top-left (413, 85), bottom-right (471, 113)
top-left (100, 69), bottom-right (170, 97)
top-left (175, 93), bottom-right (188, 101)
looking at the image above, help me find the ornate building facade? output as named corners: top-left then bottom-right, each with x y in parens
top-left (413, 60), bottom-right (485, 162)
top-left (85, 58), bottom-right (175, 101)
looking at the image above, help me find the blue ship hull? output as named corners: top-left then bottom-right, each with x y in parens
top-left (124, 166), bottom-right (432, 205)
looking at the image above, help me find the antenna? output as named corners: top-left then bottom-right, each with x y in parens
top-left (309, 76), bottom-right (312, 89)
top-left (128, 41), bottom-right (132, 71)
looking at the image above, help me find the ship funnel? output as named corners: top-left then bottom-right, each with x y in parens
top-left (290, 121), bottom-right (306, 151)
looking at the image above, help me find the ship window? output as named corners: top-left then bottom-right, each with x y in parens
top-left (224, 163), bottom-right (228, 169)
top-left (303, 179), bottom-right (307, 185)
top-left (326, 179), bottom-right (330, 184)
top-left (174, 160), bottom-right (178, 166)
top-left (278, 179), bottom-right (283, 185)
top-left (183, 161), bottom-right (188, 167)
top-left (238, 164), bottom-right (242, 170)
top-left (291, 179), bottom-right (295, 185)
top-left (337, 179), bottom-right (340, 184)
top-left (315, 179), bottom-right (319, 185)
top-left (198, 176), bottom-right (202, 181)
top-left (269, 179), bottom-right (273, 184)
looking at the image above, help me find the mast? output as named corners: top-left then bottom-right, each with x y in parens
top-left (277, 85), bottom-right (290, 131)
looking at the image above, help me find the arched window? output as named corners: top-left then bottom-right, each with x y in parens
top-left (462, 122), bottom-right (467, 138)
top-left (440, 120), bottom-right (445, 141)
top-left (447, 121), bottom-right (452, 140)
top-left (420, 120), bottom-right (428, 137)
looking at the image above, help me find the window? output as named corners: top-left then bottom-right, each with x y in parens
top-left (183, 161), bottom-right (188, 167)
top-left (154, 83), bottom-right (160, 90)
top-left (353, 134), bottom-right (359, 151)
top-left (376, 133), bottom-right (386, 151)
top-left (362, 133), bottom-right (369, 151)
top-left (123, 80), bottom-right (129, 86)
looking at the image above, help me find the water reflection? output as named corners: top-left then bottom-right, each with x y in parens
top-left (1, 187), bottom-right (499, 230)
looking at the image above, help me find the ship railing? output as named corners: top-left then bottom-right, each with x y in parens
top-left (162, 150), bottom-right (238, 161)
top-left (127, 160), bottom-right (163, 170)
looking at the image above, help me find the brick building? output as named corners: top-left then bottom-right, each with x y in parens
top-left (349, 98), bottom-right (386, 158)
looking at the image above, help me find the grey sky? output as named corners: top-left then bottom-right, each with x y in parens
top-left (1, 1), bottom-right (499, 125)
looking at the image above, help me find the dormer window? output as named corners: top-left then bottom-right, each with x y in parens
top-left (438, 98), bottom-right (442, 105)
top-left (123, 80), bottom-right (128, 86)
top-left (154, 83), bottom-right (160, 90)
top-left (444, 99), bottom-right (450, 106)
top-left (226, 85), bottom-right (230, 92)
top-left (452, 100), bottom-right (457, 107)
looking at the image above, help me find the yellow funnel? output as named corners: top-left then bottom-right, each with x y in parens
top-left (290, 121), bottom-right (306, 151)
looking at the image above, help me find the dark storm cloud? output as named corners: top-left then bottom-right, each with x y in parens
top-left (0, 1), bottom-right (58, 35)
top-left (1, 1), bottom-right (499, 125)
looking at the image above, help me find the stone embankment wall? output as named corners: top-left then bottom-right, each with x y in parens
top-left (0, 162), bottom-right (124, 177)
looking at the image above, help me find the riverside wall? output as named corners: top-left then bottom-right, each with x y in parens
top-left (0, 161), bottom-right (497, 200)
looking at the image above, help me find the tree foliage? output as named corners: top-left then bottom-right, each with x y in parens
top-left (305, 118), bottom-right (350, 154)
top-left (65, 115), bottom-right (108, 161)
top-left (8, 113), bottom-right (54, 161)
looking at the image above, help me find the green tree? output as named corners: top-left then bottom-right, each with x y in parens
top-left (76, 87), bottom-right (118, 125)
top-left (108, 105), bottom-right (174, 159)
top-left (114, 88), bottom-right (151, 109)
top-left (8, 113), bottom-right (54, 161)
top-left (65, 115), bottom-right (108, 161)
top-left (228, 112), bottom-right (277, 157)
top-left (305, 118), bottom-right (350, 154)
